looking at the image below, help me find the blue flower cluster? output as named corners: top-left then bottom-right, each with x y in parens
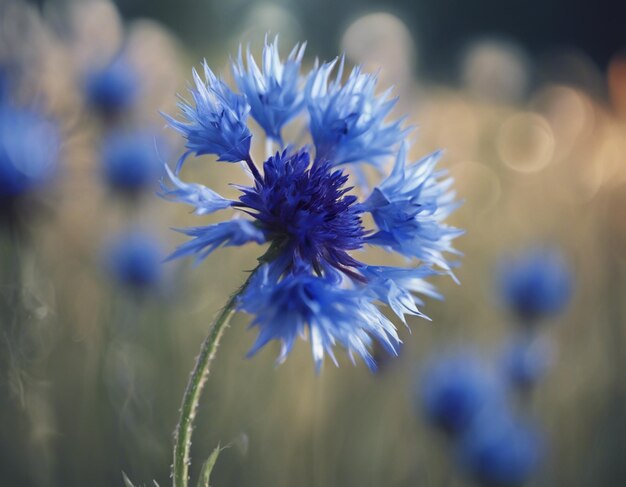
top-left (161, 37), bottom-right (461, 370)
top-left (498, 246), bottom-right (572, 389)
top-left (418, 351), bottom-right (544, 486)
top-left (415, 247), bottom-right (572, 485)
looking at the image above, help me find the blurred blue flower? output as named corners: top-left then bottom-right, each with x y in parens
top-left (101, 130), bottom-right (162, 195)
top-left (363, 143), bottom-right (463, 274)
top-left (163, 62), bottom-right (252, 167)
top-left (419, 351), bottom-right (503, 436)
top-left (85, 56), bottom-right (139, 114)
top-left (161, 38), bottom-right (461, 369)
top-left (106, 231), bottom-right (163, 290)
top-left (305, 57), bottom-right (408, 168)
top-left (501, 336), bottom-right (552, 389)
top-left (232, 36), bottom-right (306, 143)
top-left (457, 413), bottom-right (544, 487)
top-left (498, 247), bottom-right (573, 323)
top-left (0, 103), bottom-right (59, 200)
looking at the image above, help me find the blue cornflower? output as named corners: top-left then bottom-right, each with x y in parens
top-left (105, 231), bottom-right (163, 290)
top-left (501, 335), bottom-right (552, 390)
top-left (163, 62), bottom-right (252, 167)
top-left (457, 413), bottom-right (544, 487)
top-left (85, 56), bottom-right (139, 114)
top-left (0, 103), bottom-right (60, 201)
top-left (306, 57), bottom-right (409, 167)
top-left (498, 247), bottom-right (573, 323)
top-left (232, 36), bottom-right (306, 143)
top-left (161, 38), bottom-right (461, 369)
top-left (101, 130), bottom-right (162, 195)
top-left (418, 351), bottom-right (504, 436)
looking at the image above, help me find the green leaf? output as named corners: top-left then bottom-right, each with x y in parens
top-left (122, 472), bottom-right (136, 487)
top-left (197, 443), bottom-right (223, 487)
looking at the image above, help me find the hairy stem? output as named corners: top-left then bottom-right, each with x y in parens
top-left (172, 269), bottom-right (257, 487)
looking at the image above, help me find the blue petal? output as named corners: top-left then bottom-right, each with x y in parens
top-left (239, 264), bottom-right (400, 371)
top-left (363, 143), bottom-right (463, 274)
top-left (232, 36), bottom-right (306, 143)
top-left (166, 219), bottom-right (266, 264)
top-left (361, 265), bottom-right (443, 323)
top-left (163, 61), bottom-right (252, 164)
top-left (159, 162), bottom-right (233, 215)
top-left (306, 58), bottom-right (409, 168)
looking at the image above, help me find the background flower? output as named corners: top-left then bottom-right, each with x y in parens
top-left (498, 247), bottom-right (573, 323)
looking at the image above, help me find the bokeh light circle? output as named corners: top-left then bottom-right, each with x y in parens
top-left (497, 113), bottom-right (555, 173)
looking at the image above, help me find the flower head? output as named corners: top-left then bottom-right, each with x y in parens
top-left (306, 58), bottom-right (408, 167)
top-left (498, 247), bottom-right (573, 323)
top-left (457, 413), bottom-right (544, 487)
top-left (105, 231), bottom-right (163, 290)
top-left (0, 103), bottom-right (59, 201)
top-left (164, 62), bottom-right (252, 166)
top-left (418, 351), bottom-right (504, 436)
top-left (101, 130), bottom-right (162, 195)
top-left (232, 36), bottom-right (306, 143)
top-left (161, 38), bottom-right (461, 369)
top-left (85, 56), bottom-right (139, 114)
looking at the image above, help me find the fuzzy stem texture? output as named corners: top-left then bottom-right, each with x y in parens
top-left (172, 269), bottom-right (257, 487)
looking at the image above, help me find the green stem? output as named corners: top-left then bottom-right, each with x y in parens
top-left (172, 269), bottom-right (257, 487)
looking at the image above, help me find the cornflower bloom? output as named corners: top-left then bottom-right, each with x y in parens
top-left (100, 129), bottom-right (162, 196)
top-left (457, 412), bottom-right (544, 487)
top-left (0, 101), bottom-right (60, 206)
top-left (162, 38), bottom-right (461, 369)
top-left (418, 351), bottom-right (504, 436)
top-left (160, 37), bottom-right (462, 487)
top-left (497, 247), bottom-right (573, 324)
top-left (105, 230), bottom-right (163, 291)
top-left (84, 55), bottom-right (139, 115)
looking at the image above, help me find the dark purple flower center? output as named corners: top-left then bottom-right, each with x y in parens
top-left (237, 149), bottom-right (365, 276)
